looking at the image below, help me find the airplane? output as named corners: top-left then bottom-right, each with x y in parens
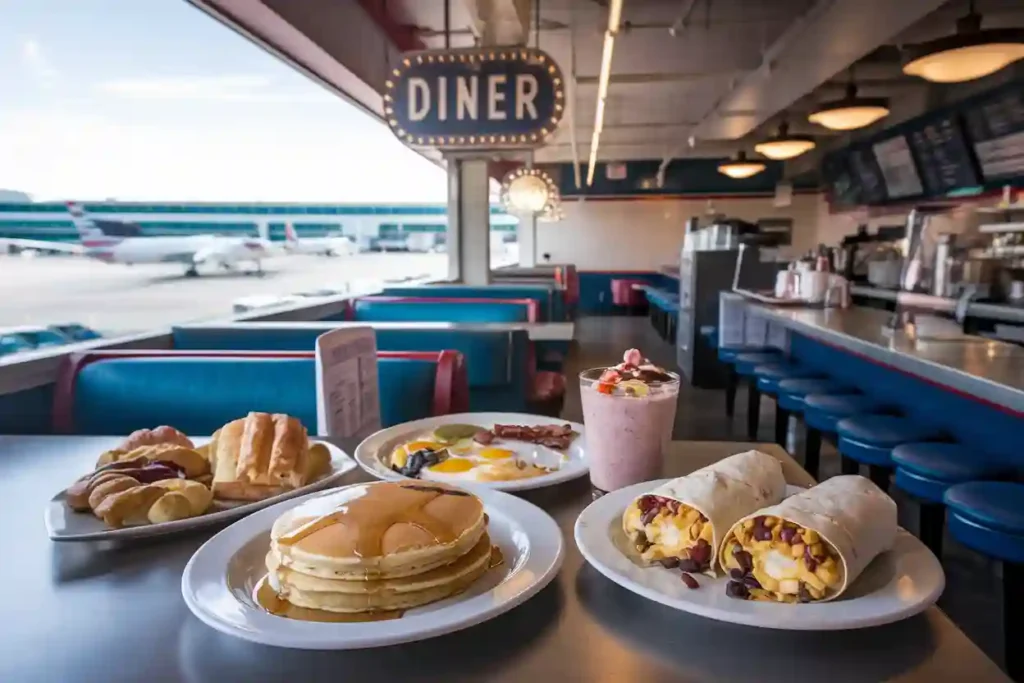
top-left (282, 222), bottom-right (355, 257)
top-left (0, 202), bottom-right (272, 277)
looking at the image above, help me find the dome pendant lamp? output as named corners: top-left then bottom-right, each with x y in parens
top-left (902, 1), bottom-right (1024, 83)
top-left (717, 151), bottom-right (766, 179)
top-left (808, 82), bottom-right (889, 131)
top-left (754, 122), bottom-right (816, 161)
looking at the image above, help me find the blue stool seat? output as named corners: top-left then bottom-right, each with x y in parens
top-left (776, 378), bottom-right (850, 412)
top-left (804, 394), bottom-right (881, 432)
top-left (734, 351), bottom-right (783, 376)
top-left (754, 363), bottom-right (819, 393)
top-left (893, 443), bottom-right (1008, 503)
top-left (719, 346), bottom-right (776, 363)
top-left (836, 415), bottom-right (940, 467)
top-left (945, 483), bottom-right (1024, 563)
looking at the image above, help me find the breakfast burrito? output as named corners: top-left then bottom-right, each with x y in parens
top-left (718, 475), bottom-right (897, 603)
top-left (622, 450), bottom-right (786, 576)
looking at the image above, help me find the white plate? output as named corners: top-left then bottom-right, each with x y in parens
top-left (181, 482), bottom-right (564, 649)
top-left (574, 479), bottom-right (945, 631)
top-left (354, 412), bottom-right (588, 492)
top-left (45, 439), bottom-right (356, 542)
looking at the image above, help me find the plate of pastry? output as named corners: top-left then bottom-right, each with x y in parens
top-left (45, 412), bottom-right (357, 542)
top-left (574, 452), bottom-right (944, 630)
top-left (353, 412), bottom-right (588, 491)
top-left (181, 479), bottom-right (564, 649)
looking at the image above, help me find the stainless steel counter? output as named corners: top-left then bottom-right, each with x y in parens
top-left (0, 435), bottom-right (1008, 683)
top-left (750, 304), bottom-right (1024, 413)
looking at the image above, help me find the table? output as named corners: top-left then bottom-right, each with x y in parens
top-left (0, 436), bottom-right (1009, 683)
top-left (749, 303), bottom-right (1024, 413)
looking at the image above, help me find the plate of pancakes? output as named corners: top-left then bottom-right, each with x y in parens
top-left (182, 480), bottom-right (564, 649)
top-left (354, 412), bottom-right (588, 491)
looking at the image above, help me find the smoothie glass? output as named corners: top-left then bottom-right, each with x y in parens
top-left (580, 367), bottom-right (680, 494)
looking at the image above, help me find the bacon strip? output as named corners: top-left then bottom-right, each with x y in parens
top-left (479, 424), bottom-right (576, 449)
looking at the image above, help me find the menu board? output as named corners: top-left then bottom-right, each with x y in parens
top-left (872, 135), bottom-right (923, 199)
top-left (821, 152), bottom-right (860, 208)
top-left (906, 114), bottom-right (980, 195)
top-left (964, 87), bottom-right (1024, 181)
top-left (846, 146), bottom-right (888, 205)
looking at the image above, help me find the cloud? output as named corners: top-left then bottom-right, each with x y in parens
top-left (21, 37), bottom-right (58, 83)
top-left (95, 75), bottom-right (336, 103)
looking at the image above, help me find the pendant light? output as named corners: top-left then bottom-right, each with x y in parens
top-left (902, 1), bottom-right (1024, 83)
top-left (808, 82), bottom-right (889, 131)
top-left (754, 122), bottom-right (816, 160)
top-left (717, 151), bottom-right (766, 179)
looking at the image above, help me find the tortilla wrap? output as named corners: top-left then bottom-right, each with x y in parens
top-left (718, 475), bottom-right (897, 602)
top-left (622, 450), bottom-right (786, 575)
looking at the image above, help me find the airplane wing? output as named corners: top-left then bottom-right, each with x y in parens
top-left (0, 238), bottom-right (85, 255)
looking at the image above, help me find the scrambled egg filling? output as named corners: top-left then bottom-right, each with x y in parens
top-left (624, 498), bottom-right (713, 565)
top-left (722, 516), bottom-right (843, 602)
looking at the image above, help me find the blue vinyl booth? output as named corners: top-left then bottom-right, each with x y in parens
top-left (52, 349), bottom-right (468, 435)
top-left (171, 324), bottom-right (534, 413)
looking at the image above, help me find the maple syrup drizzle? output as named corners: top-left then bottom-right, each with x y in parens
top-left (253, 576), bottom-right (403, 623)
top-left (488, 545), bottom-right (505, 570)
top-left (276, 483), bottom-right (474, 558)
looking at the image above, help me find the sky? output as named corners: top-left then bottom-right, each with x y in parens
top-left (0, 0), bottom-right (449, 202)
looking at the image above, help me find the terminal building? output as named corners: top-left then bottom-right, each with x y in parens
top-left (0, 200), bottom-right (518, 251)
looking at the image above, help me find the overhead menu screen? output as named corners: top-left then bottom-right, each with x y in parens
top-left (821, 152), bottom-right (860, 208)
top-left (872, 135), bottom-right (923, 199)
top-left (907, 114), bottom-right (980, 194)
top-left (964, 87), bottom-right (1024, 181)
top-left (846, 146), bottom-right (888, 205)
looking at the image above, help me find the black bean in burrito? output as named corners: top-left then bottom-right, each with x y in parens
top-left (622, 450), bottom-right (786, 576)
top-left (718, 475), bottom-right (897, 602)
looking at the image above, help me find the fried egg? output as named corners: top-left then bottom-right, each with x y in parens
top-left (386, 429), bottom-right (564, 483)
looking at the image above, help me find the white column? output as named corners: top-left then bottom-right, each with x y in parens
top-left (446, 157), bottom-right (491, 285)
top-left (516, 213), bottom-right (536, 267)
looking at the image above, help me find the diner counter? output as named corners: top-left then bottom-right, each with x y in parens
top-left (748, 304), bottom-right (1024, 413)
top-left (849, 286), bottom-right (1024, 325)
top-left (0, 435), bottom-right (1008, 683)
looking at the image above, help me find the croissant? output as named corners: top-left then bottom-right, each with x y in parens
top-left (211, 412), bottom-right (310, 501)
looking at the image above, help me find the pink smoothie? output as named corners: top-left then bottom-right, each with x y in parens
top-left (580, 375), bottom-right (679, 492)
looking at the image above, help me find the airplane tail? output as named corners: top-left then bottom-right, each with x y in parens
top-left (66, 202), bottom-right (104, 240)
top-left (284, 222), bottom-right (299, 243)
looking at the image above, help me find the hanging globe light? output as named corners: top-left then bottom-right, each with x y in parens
top-left (717, 151), bottom-right (766, 179)
top-left (903, 3), bottom-right (1024, 83)
top-left (754, 122), bottom-right (816, 160)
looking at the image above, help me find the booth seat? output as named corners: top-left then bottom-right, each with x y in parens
top-left (380, 285), bottom-right (564, 322)
top-left (348, 296), bottom-right (539, 323)
top-left (53, 350), bottom-right (468, 435)
top-left (170, 325), bottom-right (533, 413)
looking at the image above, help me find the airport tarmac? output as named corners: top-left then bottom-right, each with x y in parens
top-left (0, 252), bottom-right (449, 334)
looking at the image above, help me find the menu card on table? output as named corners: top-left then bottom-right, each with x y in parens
top-left (964, 87), bottom-right (1024, 181)
top-left (314, 327), bottom-right (381, 439)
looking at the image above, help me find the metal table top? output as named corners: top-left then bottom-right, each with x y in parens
top-left (178, 320), bottom-right (576, 342)
top-left (751, 304), bottom-right (1024, 414)
top-left (0, 435), bottom-right (1007, 683)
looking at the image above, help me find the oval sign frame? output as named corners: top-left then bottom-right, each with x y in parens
top-left (385, 47), bottom-right (565, 150)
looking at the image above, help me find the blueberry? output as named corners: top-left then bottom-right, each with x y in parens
top-left (726, 581), bottom-right (750, 599)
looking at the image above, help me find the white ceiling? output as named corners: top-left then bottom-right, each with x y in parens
top-left (191, 0), bottom-right (1024, 176)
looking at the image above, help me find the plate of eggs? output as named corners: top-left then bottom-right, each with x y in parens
top-left (354, 413), bottom-right (588, 491)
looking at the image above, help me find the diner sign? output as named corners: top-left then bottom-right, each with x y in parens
top-left (385, 47), bottom-right (564, 150)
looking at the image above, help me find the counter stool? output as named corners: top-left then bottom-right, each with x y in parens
top-left (775, 378), bottom-right (853, 456)
top-left (720, 348), bottom-right (781, 420)
top-left (755, 367), bottom-right (825, 446)
top-left (892, 443), bottom-right (1009, 558)
top-left (944, 482), bottom-right (1024, 681)
top-left (733, 351), bottom-right (786, 440)
top-left (836, 415), bottom-right (941, 492)
top-left (803, 394), bottom-right (883, 481)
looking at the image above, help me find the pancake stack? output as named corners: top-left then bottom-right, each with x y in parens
top-left (264, 481), bottom-right (492, 614)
